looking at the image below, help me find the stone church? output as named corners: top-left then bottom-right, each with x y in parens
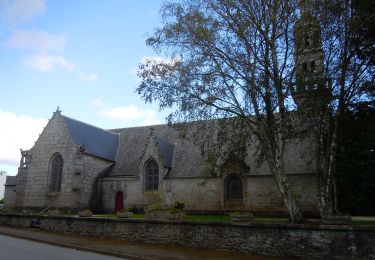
top-left (4, 3), bottom-right (327, 215)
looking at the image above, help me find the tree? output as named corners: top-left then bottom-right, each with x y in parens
top-left (336, 102), bottom-right (375, 215)
top-left (136, 0), bottom-right (374, 222)
top-left (137, 0), bottom-right (304, 222)
top-left (310, 0), bottom-right (374, 216)
top-left (349, 0), bottom-right (375, 66)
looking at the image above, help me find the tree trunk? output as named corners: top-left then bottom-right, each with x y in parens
top-left (273, 159), bottom-right (304, 223)
top-left (263, 136), bottom-right (304, 223)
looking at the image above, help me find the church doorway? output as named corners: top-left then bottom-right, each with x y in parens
top-left (115, 191), bottom-right (124, 212)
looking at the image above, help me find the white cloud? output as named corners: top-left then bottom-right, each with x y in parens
top-left (1, 2), bottom-right (78, 74)
top-left (24, 54), bottom-right (75, 72)
top-left (141, 56), bottom-right (177, 64)
top-left (6, 29), bottom-right (66, 52)
top-left (0, 0), bottom-right (46, 25)
top-left (90, 99), bottom-right (161, 126)
top-left (79, 73), bottom-right (98, 82)
top-left (0, 110), bottom-right (47, 167)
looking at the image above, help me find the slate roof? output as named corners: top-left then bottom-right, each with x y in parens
top-left (155, 137), bottom-right (175, 168)
top-left (106, 124), bottom-right (208, 177)
top-left (62, 115), bottom-right (119, 161)
top-left (5, 176), bottom-right (16, 186)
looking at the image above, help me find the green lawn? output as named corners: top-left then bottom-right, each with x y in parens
top-left (56, 213), bottom-right (375, 226)
top-left (352, 216), bottom-right (375, 226)
top-left (93, 213), bottom-right (288, 223)
top-left (184, 214), bottom-right (231, 222)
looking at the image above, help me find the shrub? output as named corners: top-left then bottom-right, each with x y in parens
top-left (78, 209), bottom-right (92, 217)
top-left (174, 201), bottom-right (185, 211)
top-left (144, 191), bottom-right (163, 205)
top-left (146, 202), bottom-right (165, 213)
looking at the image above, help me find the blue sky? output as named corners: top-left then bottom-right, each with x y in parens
top-left (0, 0), bottom-right (170, 195)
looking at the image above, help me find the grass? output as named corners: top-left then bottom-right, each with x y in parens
top-left (26, 212), bottom-right (375, 226)
top-left (93, 214), bottom-right (117, 218)
top-left (253, 217), bottom-right (290, 224)
top-left (185, 214), bottom-right (231, 222)
top-left (352, 216), bottom-right (375, 227)
top-left (97, 213), bottom-right (289, 223)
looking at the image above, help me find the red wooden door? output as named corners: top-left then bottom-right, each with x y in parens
top-left (115, 192), bottom-right (124, 212)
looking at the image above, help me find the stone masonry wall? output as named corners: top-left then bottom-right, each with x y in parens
top-left (8, 112), bottom-right (112, 211)
top-left (101, 121), bottom-right (318, 214)
top-left (0, 214), bottom-right (373, 259)
top-left (101, 174), bottom-right (318, 214)
top-left (21, 112), bottom-right (77, 209)
top-left (3, 185), bottom-right (16, 209)
top-left (74, 153), bottom-right (112, 209)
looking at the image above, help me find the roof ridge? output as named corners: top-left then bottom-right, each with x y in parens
top-left (110, 123), bottom-right (167, 132)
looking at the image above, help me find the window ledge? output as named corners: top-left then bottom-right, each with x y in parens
top-left (224, 200), bottom-right (244, 204)
top-left (46, 192), bottom-right (60, 197)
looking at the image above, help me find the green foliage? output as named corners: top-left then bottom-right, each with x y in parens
top-left (144, 191), bottom-right (166, 212)
top-left (146, 202), bottom-right (165, 213)
top-left (336, 103), bottom-right (375, 215)
top-left (349, 0), bottom-right (375, 66)
top-left (169, 201), bottom-right (186, 213)
top-left (311, 0), bottom-right (374, 102)
top-left (144, 191), bottom-right (163, 205)
top-left (174, 201), bottom-right (185, 211)
top-left (78, 209), bottom-right (93, 217)
top-left (0, 198), bottom-right (4, 204)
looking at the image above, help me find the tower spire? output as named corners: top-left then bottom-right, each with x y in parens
top-left (292, 1), bottom-right (331, 113)
top-left (299, 0), bottom-right (312, 14)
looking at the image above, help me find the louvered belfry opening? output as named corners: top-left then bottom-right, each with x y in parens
top-left (49, 153), bottom-right (63, 192)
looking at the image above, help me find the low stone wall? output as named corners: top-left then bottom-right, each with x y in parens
top-left (0, 213), bottom-right (374, 259)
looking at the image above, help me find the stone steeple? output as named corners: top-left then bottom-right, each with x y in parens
top-left (292, 0), bottom-right (331, 112)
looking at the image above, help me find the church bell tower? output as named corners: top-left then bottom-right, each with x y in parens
top-left (292, 0), bottom-right (331, 113)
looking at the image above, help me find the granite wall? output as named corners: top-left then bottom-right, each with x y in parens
top-left (100, 174), bottom-right (318, 214)
top-left (4, 112), bottom-right (112, 211)
top-left (0, 213), bottom-right (373, 259)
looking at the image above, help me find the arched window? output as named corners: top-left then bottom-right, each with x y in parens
top-left (225, 175), bottom-right (243, 201)
top-left (145, 159), bottom-right (158, 191)
top-left (49, 153), bottom-right (63, 192)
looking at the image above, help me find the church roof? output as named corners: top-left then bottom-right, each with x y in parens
top-left (62, 115), bottom-right (119, 161)
top-left (5, 176), bottom-right (16, 186)
top-left (155, 137), bottom-right (175, 168)
top-left (106, 124), bottom-right (208, 177)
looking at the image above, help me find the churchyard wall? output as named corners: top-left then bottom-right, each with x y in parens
top-left (0, 213), bottom-right (373, 259)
